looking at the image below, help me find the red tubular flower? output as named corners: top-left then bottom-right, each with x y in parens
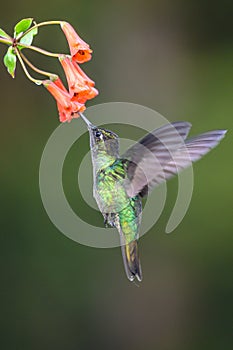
top-left (71, 61), bottom-right (95, 87)
top-left (52, 76), bottom-right (67, 91)
top-left (60, 22), bottom-right (92, 63)
top-left (59, 55), bottom-right (98, 104)
top-left (57, 101), bottom-right (85, 122)
top-left (43, 78), bottom-right (85, 123)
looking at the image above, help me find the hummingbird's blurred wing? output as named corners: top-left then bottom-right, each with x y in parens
top-left (141, 130), bottom-right (227, 196)
top-left (121, 121), bottom-right (192, 197)
top-left (121, 123), bottom-right (226, 198)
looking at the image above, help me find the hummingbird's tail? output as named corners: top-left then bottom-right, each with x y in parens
top-left (120, 238), bottom-right (142, 282)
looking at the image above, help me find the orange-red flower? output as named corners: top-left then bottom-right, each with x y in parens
top-left (59, 55), bottom-right (98, 104)
top-left (43, 77), bottom-right (85, 123)
top-left (57, 102), bottom-right (85, 123)
top-left (60, 22), bottom-right (92, 63)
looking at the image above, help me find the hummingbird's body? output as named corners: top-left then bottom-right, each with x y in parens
top-left (96, 162), bottom-right (143, 280)
top-left (80, 114), bottom-right (226, 282)
top-left (89, 126), bottom-right (143, 281)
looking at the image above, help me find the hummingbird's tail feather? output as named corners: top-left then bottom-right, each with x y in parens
top-left (120, 238), bottom-right (142, 282)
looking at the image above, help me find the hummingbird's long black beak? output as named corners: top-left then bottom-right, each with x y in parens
top-left (79, 113), bottom-right (94, 129)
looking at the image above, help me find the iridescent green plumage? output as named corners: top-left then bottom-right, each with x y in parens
top-left (80, 113), bottom-right (226, 282)
top-left (80, 114), bottom-right (142, 281)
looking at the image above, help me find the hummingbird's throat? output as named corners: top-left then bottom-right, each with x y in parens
top-left (91, 144), bottom-right (116, 171)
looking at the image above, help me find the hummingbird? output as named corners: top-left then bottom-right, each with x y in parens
top-left (80, 113), bottom-right (226, 282)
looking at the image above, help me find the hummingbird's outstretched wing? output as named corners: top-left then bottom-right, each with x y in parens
top-left (121, 122), bottom-right (226, 198)
top-left (141, 130), bottom-right (227, 196)
top-left (121, 121), bottom-right (192, 197)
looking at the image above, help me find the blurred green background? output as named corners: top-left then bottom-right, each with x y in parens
top-left (0, 1), bottom-right (232, 349)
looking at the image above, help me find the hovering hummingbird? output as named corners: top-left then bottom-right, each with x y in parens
top-left (80, 113), bottom-right (226, 282)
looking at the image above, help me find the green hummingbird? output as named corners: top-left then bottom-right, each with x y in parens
top-left (80, 113), bottom-right (226, 282)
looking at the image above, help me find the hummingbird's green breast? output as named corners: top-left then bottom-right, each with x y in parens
top-left (95, 160), bottom-right (128, 213)
top-left (95, 160), bottom-right (141, 243)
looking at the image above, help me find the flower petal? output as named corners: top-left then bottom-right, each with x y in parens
top-left (61, 22), bottom-right (92, 63)
top-left (43, 78), bottom-right (86, 122)
top-left (59, 56), bottom-right (98, 104)
top-left (57, 101), bottom-right (86, 123)
top-left (71, 87), bottom-right (99, 104)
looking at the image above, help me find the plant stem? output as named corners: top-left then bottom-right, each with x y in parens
top-left (19, 43), bottom-right (62, 58)
top-left (0, 37), bottom-right (13, 45)
top-left (18, 20), bottom-right (63, 41)
top-left (15, 48), bottom-right (43, 85)
top-left (20, 51), bottom-right (58, 79)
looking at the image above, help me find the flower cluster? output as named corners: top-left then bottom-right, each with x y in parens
top-left (0, 19), bottom-right (98, 123)
top-left (43, 22), bottom-right (98, 122)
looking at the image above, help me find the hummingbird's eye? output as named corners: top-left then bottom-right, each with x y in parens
top-left (95, 130), bottom-right (102, 138)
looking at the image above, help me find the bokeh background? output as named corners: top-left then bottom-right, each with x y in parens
top-left (0, 1), bottom-right (232, 349)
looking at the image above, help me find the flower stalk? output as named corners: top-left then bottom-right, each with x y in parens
top-left (0, 37), bottom-right (13, 45)
top-left (20, 51), bottom-right (58, 79)
top-left (15, 47), bottom-right (43, 85)
top-left (18, 43), bottom-right (62, 58)
top-left (17, 20), bottom-right (63, 40)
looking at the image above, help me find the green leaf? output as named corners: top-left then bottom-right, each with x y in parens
top-left (19, 26), bottom-right (38, 47)
top-left (3, 47), bottom-right (17, 78)
top-left (14, 18), bottom-right (33, 37)
top-left (0, 28), bottom-right (10, 39)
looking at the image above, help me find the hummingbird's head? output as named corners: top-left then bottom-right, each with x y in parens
top-left (91, 127), bottom-right (118, 144)
top-left (80, 113), bottom-right (119, 157)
